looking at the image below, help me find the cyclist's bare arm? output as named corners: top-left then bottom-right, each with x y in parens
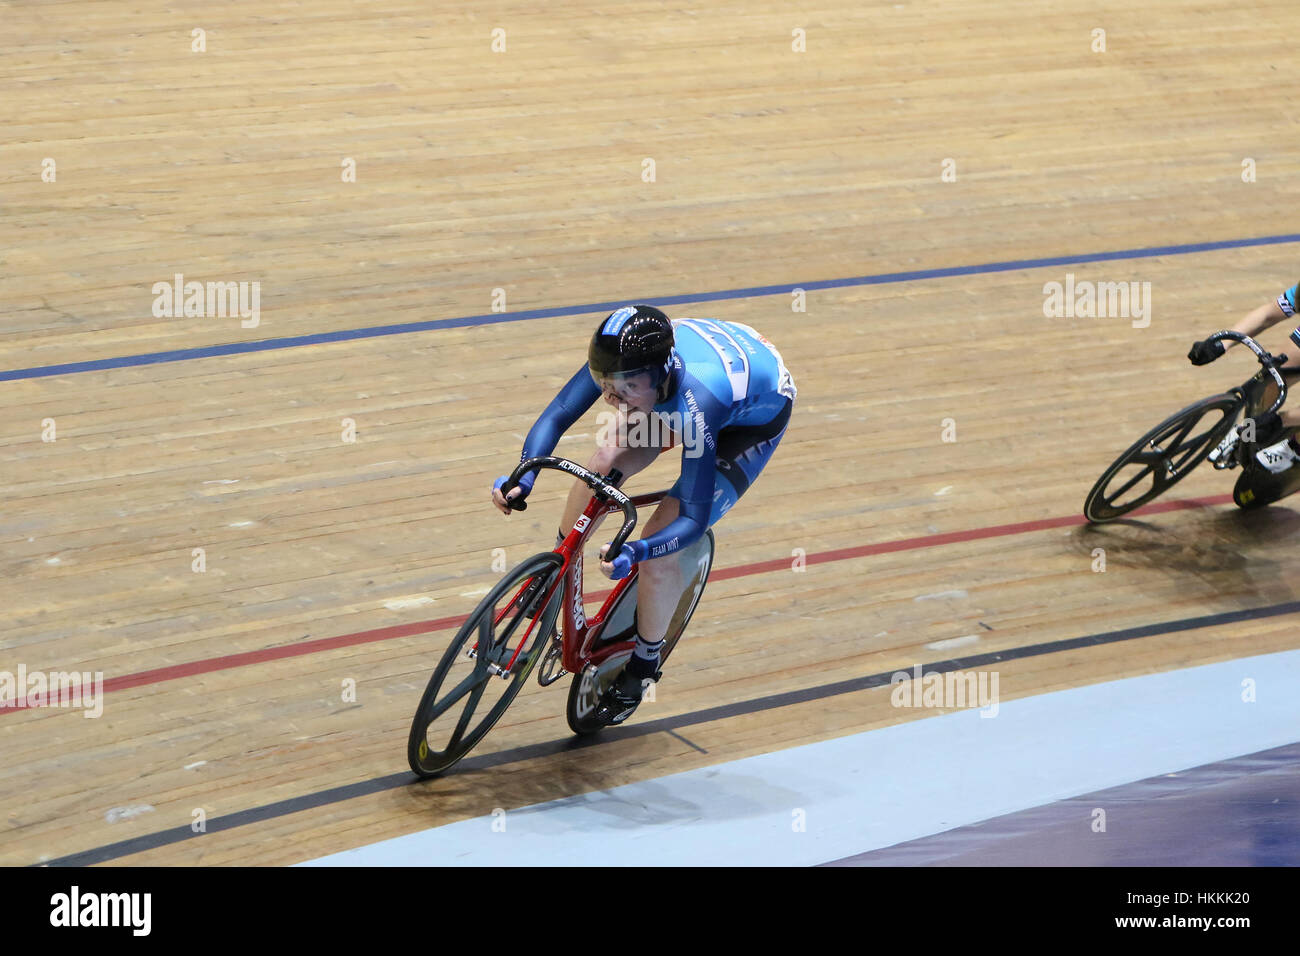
top-left (1223, 299), bottom-right (1292, 361)
top-left (1217, 298), bottom-right (1300, 428)
top-left (1224, 300), bottom-right (1300, 439)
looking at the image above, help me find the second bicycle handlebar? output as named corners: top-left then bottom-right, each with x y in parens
top-left (503, 456), bottom-right (639, 556)
top-left (1207, 330), bottom-right (1289, 416)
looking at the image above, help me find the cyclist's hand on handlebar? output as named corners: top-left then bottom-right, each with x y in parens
top-left (1188, 338), bottom-right (1226, 366)
top-left (598, 542), bottom-right (636, 580)
top-left (492, 474), bottom-right (533, 515)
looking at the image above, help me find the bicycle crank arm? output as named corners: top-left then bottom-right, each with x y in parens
top-left (536, 638), bottom-right (567, 687)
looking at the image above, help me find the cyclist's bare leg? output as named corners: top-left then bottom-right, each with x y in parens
top-left (556, 408), bottom-right (669, 538)
top-left (557, 442), bottom-right (661, 537)
top-left (555, 405), bottom-right (682, 645)
top-left (632, 495), bottom-right (685, 645)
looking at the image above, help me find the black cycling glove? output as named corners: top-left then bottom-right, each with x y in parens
top-left (1187, 339), bottom-right (1225, 366)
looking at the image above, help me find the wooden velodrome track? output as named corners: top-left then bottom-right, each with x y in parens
top-left (4, 0), bottom-right (1300, 866)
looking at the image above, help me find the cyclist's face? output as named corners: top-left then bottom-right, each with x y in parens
top-left (597, 372), bottom-right (656, 411)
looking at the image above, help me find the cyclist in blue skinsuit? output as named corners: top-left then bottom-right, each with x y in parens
top-left (1188, 278), bottom-right (1300, 503)
top-left (492, 304), bottom-right (796, 724)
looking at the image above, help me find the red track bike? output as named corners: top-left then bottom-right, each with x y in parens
top-left (407, 456), bottom-right (714, 778)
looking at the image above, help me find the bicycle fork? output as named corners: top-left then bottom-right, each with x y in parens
top-left (467, 572), bottom-right (562, 680)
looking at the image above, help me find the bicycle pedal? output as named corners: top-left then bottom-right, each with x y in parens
top-left (1209, 428), bottom-right (1241, 468)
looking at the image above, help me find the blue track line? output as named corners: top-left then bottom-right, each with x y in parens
top-left (6, 232), bottom-right (1300, 383)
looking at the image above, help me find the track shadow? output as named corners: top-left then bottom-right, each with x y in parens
top-left (1072, 500), bottom-right (1300, 598)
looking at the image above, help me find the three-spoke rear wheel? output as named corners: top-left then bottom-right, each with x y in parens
top-left (1083, 393), bottom-right (1241, 523)
top-left (407, 552), bottom-right (563, 778)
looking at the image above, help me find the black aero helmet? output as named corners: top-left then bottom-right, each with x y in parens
top-left (587, 305), bottom-right (675, 388)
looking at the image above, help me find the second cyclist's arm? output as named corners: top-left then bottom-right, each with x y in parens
top-left (1222, 285), bottom-right (1293, 358)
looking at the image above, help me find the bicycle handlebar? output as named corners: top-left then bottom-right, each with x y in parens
top-left (503, 456), bottom-right (638, 556)
top-left (1207, 330), bottom-right (1289, 416)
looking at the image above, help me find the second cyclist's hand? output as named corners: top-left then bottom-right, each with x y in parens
top-left (1187, 338), bottom-right (1226, 366)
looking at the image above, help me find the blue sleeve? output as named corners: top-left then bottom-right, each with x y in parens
top-left (627, 385), bottom-right (726, 562)
top-left (516, 366), bottom-right (601, 490)
top-left (627, 446), bottom-right (714, 563)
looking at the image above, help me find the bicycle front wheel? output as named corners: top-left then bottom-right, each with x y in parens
top-left (1083, 393), bottom-right (1240, 523)
top-left (407, 551), bottom-right (563, 778)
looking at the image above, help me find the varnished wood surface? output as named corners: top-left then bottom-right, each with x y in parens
top-left (2, 0), bottom-right (1300, 865)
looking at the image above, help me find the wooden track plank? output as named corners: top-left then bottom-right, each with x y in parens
top-left (4, 0), bottom-right (1300, 867)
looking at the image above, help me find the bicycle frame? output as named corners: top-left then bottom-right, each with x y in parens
top-left (553, 487), bottom-right (666, 676)
top-left (1213, 329), bottom-right (1288, 419)
top-left (489, 456), bottom-right (667, 679)
top-left (1206, 331), bottom-right (1292, 470)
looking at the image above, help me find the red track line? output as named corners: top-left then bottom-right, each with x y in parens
top-left (706, 493), bottom-right (1231, 580)
top-left (0, 492), bottom-right (1233, 713)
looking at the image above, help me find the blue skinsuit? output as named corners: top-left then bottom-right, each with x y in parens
top-left (516, 318), bottom-right (796, 563)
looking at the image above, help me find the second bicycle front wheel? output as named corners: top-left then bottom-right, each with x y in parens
top-left (407, 551), bottom-right (563, 778)
top-left (1083, 393), bottom-right (1240, 523)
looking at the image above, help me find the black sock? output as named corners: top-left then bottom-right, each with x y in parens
top-left (627, 635), bottom-right (664, 680)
